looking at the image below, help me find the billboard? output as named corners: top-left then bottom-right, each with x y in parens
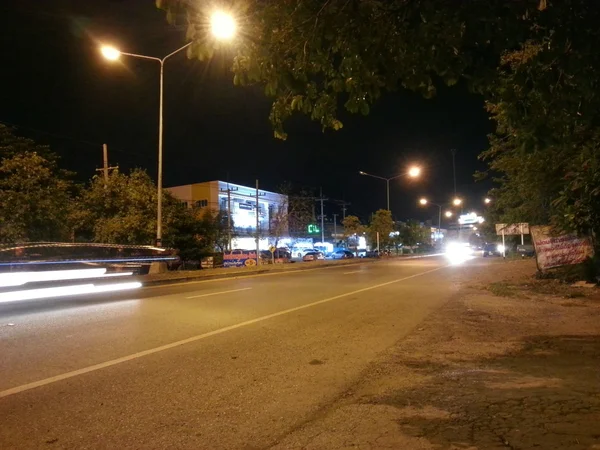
top-left (495, 223), bottom-right (530, 235)
top-left (530, 226), bottom-right (594, 270)
top-left (459, 213), bottom-right (484, 225)
top-left (223, 250), bottom-right (258, 268)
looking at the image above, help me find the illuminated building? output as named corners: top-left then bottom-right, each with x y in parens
top-left (167, 181), bottom-right (289, 248)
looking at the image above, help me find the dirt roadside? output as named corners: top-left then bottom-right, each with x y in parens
top-left (272, 259), bottom-right (600, 450)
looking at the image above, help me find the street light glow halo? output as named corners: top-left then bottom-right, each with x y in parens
top-left (408, 166), bottom-right (421, 178)
top-left (419, 198), bottom-right (428, 205)
top-left (210, 11), bottom-right (236, 40)
top-left (452, 198), bottom-right (463, 206)
top-left (101, 45), bottom-right (121, 61)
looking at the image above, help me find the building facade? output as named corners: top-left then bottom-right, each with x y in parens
top-left (167, 180), bottom-right (289, 249)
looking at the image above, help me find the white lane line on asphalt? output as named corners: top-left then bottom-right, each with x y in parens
top-left (343, 270), bottom-right (362, 275)
top-left (186, 287), bottom-right (252, 299)
top-left (0, 266), bottom-right (444, 400)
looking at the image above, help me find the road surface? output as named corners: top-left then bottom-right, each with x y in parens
top-left (0, 256), bottom-right (462, 449)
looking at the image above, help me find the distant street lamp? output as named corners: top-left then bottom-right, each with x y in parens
top-left (452, 198), bottom-right (463, 207)
top-left (359, 166), bottom-right (421, 212)
top-left (101, 11), bottom-right (237, 246)
top-left (484, 197), bottom-right (492, 204)
top-left (418, 198), bottom-right (444, 234)
top-left (445, 211), bottom-right (453, 218)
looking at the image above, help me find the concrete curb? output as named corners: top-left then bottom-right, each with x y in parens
top-left (136, 253), bottom-right (443, 287)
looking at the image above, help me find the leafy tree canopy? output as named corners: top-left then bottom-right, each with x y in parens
top-left (367, 209), bottom-right (394, 247)
top-left (159, 0), bottom-right (600, 240)
top-left (159, 0), bottom-right (539, 138)
top-left (0, 126), bottom-right (74, 243)
top-left (73, 169), bottom-right (195, 247)
top-left (342, 214), bottom-right (364, 237)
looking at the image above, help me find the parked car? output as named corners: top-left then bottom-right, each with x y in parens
top-left (260, 249), bottom-right (292, 263)
top-left (330, 250), bottom-right (355, 259)
top-left (292, 248), bottom-right (319, 258)
top-left (482, 243), bottom-right (503, 257)
top-left (517, 244), bottom-right (535, 258)
top-left (302, 251), bottom-right (325, 261)
top-left (362, 250), bottom-right (380, 258)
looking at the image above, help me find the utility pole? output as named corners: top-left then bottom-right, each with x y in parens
top-left (95, 144), bottom-right (118, 188)
top-left (319, 187), bottom-right (328, 244)
top-left (333, 213), bottom-right (338, 242)
top-left (220, 183), bottom-right (238, 251)
top-left (256, 180), bottom-right (260, 265)
top-left (340, 201), bottom-right (350, 220)
top-left (255, 180), bottom-right (265, 265)
top-left (450, 148), bottom-right (457, 198)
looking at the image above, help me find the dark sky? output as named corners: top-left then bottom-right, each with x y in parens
top-left (0, 0), bottom-right (493, 223)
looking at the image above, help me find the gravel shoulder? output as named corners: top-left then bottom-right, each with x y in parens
top-left (272, 259), bottom-right (600, 450)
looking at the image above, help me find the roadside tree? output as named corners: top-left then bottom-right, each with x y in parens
top-left (0, 126), bottom-right (74, 243)
top-left (367, 210), bottom-right (394, 249)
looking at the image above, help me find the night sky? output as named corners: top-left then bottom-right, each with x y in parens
top-left (0, 0), bottom-right (493, 223)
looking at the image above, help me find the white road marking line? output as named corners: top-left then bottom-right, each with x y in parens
top-left (186, 287), bottom-right (252, 299)
top-left (343, 270), bottom-right (362, 274)
top-left (0, 266), bottom-right (444, 399)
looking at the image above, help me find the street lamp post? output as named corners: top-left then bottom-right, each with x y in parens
top-left (101, 43), bottom-right (192, 246)
top-left (101, 11), bottom-right (236, 246)
top-left (419, 198), bottom-right (443, 234)
top-left (359, 166), bottom-right (421, 212)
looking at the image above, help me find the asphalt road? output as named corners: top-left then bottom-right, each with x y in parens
top-left (0, 256), bottom-right (460, 449)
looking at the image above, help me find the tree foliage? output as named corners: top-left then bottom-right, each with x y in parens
top-left (74, 169), bottom-right (160, 245)
top-left (159, 0), bottom-right (600, 240)
top-left (196, 208), bottom-right (230, 253)
top-left (159, 0), bottom-right (534, 138)
top-left (479, 0), bottom-right (600, 239)
top-left (0, 126), bottom-right (74, 243)
top-left (367, 209), bottom-right (394, 248)
top-left (342, 215), bottom-right (364, 237)
top-left (398, 220), bottom-right (430, 248)
top-left (281, 184), bottom-right (315, 237)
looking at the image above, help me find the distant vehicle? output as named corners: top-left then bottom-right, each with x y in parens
top-left (302, 251), bottom-right (325, 262)
top-left (329, 250), bottom-right (354, 259)
top-left (361, 250), bottom-right (380, 258)
top-left (260, 249), bottom-right (291, 263)
top-left (482, 243), bottom-right (503, 257)
top-left (292, 248), bottom-right (318, 258)
top-left (517, 244), bottom-right (535, 258)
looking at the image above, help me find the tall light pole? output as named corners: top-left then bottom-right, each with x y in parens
top-left (359, 166), bottom-right (421, 213)
top-left (450, 148), bottom-right (457, 198)
top-left (419, 198), bottom-right (443, 233)
top-left (100, 11), bottom-right (237, 246)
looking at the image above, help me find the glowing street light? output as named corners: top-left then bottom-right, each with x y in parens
top-left (484, 197), bottom-right (492, 204)
top-left (358, 165), bottom-right (422, 212)
top-left (100, 46), bottom-right (121, 61)
top-left (210, 11), bottom-right (236, 40)
top-left (452, 198), bottom-right (463, 206)
top-left (408, 166), bottom-right (421, 178)
top-left (101, 11), bottom-right (237, 246)
top-left (418, 198), bottom-right (444, 233)
top-left (445, 211), bottom-right (453, 218)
